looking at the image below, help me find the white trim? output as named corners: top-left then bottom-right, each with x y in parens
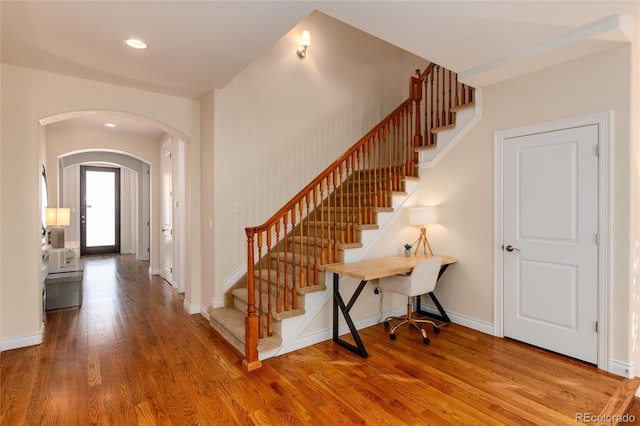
top-left (223, 263), bottom-right (248, 292)
top-left (610, 359), bottom-right (635, 379)
top-left (200, 307), bottom-right (211, 321)
top-left (494, 111), bottom-right (611, 372)
top-left (182, 299), bottom-right (200, 315)
top-left (419, 304), bottom-right (495, 336)
top-left (459, 15), bottom-right (631, 87)
top-left (266, 306), bottom-right (407, 359)
top-left (270, 303), bottom-right (494, 359)
top-left (420, 88), bottom-right (483, 169)
top-left (1, 323), bottom-right (44, 352)
top-left (211, 297), bottom-right (225, 309)
top-left (149, 268), bottom-right (160, 275)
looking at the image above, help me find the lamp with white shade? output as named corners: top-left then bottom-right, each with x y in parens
top-left (409, 206), bottom-right (437, 256)
top-left (46, 207), bottom-right (70, 249)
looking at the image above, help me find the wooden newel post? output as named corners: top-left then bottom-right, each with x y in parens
top-left (411, 69), bottom-right (423, 149)
top-left (243, 228), bottom-right (262, 372)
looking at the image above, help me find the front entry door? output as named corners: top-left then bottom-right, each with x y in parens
top-left (80, 166), bottom-right (121, 256)
top-left (503, 125), bottom-right (598, 364)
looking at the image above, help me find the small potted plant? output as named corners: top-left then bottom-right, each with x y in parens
top-left (404, 243), bottom-right (412, 257)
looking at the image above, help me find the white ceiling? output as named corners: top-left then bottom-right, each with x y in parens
top-left (2, 1), bottom-right (638, 135)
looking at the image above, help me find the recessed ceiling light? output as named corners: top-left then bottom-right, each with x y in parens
top-left (124, 38), bottom-right (148, 50)
top-left (105, 123), bottom-right (116, 128)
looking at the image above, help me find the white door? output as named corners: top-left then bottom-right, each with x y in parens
top-left (503, 125), bottom-right (598, 364)
top-left (161, 144), bottom-right (174, 287)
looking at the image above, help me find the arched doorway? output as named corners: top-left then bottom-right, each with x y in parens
top-left (40, 110), bottom-right (189, 293)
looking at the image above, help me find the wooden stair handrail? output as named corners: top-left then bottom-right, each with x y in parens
top-left (242, 63), bottom-right (475, 371)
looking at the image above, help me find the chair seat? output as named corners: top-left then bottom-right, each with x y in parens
top-left (379, 257), bottom-right (443, 344)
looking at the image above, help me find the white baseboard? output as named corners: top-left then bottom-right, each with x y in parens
top-left (610, 359), bottom-right (635, 378)
top-left (267, 304), bottom-right (495, 360)
top-left (149, 268), bottom-right (160, 275)
top-left (182, 299), bottom-right (201, 315)
top-left (200, 307), bottom-right (211, 321)
top-left (212, 297), bottom-right (225, 309)
top-left (1, 323), bottom-right (44, 352)
top-left (267, 307), bottom-right (406, 359)
top-left (419, 303), bottom-right (495, 335)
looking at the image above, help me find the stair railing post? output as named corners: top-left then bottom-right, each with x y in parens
top-left (411, 69), bottom-right (423, 151)
top-left (243, 228), bottom-right (262, 371)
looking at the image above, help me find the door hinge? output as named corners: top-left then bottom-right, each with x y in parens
top-left (595, 233), bottom-right (600, 245)
top-left (595, 321), bottom-right (598, 333)
top-left (595, 144), bottom-right (600, 157)
top-left (170, 267), bottom-right (173, 273)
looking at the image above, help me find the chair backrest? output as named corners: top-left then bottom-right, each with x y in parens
top-left (408, 257), bottom-right (443, 296)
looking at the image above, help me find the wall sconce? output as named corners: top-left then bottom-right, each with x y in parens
top-left (296, 30), bottom-right (311, 59)
top-left (409, 206), bottom-right (437, 256)
top-left (46, 207), bottom-right (71, 248)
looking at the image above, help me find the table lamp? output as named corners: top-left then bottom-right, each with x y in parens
top-left (409, 206), bottom-right (437, 256)
top-left (46, 207), bottom-right (70, 249)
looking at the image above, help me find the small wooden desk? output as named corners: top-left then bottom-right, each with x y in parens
top-left (325, 255), bottom-right (458, 358)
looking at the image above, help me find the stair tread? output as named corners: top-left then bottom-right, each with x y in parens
top-left (288, 235), bottom-right (366, 248)
top-left (208, 307), bottom-right (282, 353)
top-left (317, 206), bottom-right (393, 213)
top-left (254, 268), bottom-right (327, 293)
top-left (305, 221), bottom-right (375, 229)
top-left (415, 144), bottom-right (437, 152)
top-left (431, 123), bottom-right (455, 134)
top-left (232, 288), bottom-right (306, 320)
top-left (449, 101), bottom-right (475, 112)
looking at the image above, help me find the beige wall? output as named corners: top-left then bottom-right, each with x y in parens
top-left (0, 64), bottom-right (200, 346)
top-left (419, 45), bottom-right (634, 364)
top-left (200, 91), bottom-right (215, 308)
top-left (296, 44), bottom-right (637, 367)
top-left (210, 11), bottom-right (427, 303)
top-left (632, 29), bottom-right (640, 373)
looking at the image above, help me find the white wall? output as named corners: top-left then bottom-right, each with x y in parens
top-left (0, 64), bottom-right (200, 348)
top-left (210, 11), bottom-right (428, 305)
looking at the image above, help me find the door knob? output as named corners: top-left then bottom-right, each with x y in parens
top-left (504, 245), bottom-right (520, 252)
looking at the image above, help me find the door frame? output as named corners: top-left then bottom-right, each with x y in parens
top-left (493, 111), bottom-right (611, 372)
top-left (80, 165), bottom-right (122, 256)
top-left (160, 141), bottom-right (174, 287)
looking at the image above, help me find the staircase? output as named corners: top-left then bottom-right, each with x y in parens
top-left (208, 64), bottom-right (476, 370)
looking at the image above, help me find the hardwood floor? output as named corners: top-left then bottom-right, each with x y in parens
top-left (0, 254), bottom-right (632, 425)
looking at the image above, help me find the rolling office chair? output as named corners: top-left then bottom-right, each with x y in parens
top-left (379, 257), bottom-right (442, 344)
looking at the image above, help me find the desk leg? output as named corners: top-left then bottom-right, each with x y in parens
top-left (333, 273), bottom-right (369, 358)
top-left (417, 264), bottom-right (451, 323)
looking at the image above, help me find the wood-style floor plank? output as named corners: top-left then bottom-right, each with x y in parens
top-left (0, 254), bottom-right (631, 425)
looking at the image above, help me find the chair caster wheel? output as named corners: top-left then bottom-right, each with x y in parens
top-left (433, 327), bottom-right (440, 334)
top-left (383, 321), bottom-right (390, 329)
top-left (423, 337), bottom-right (430, 344)
top-left (390, 333), bottom-right (397, 340)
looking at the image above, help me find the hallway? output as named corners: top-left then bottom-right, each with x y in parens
top-left (0, 255), bottom-right (632, 425)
